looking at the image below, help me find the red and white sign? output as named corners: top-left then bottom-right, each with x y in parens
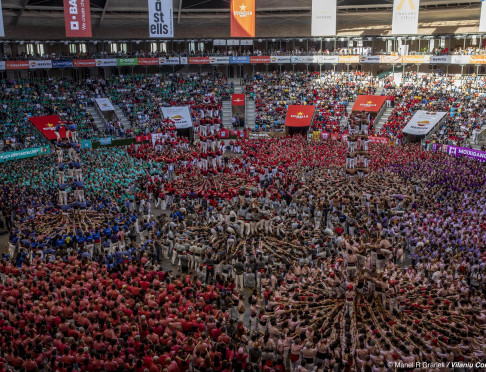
top-left (63, 0), bottom-right (92, 37)
top-left (250, 56), bottom-right (270, 64)
top-left (285, 105), bottom-right (316, 127)
top-left (29, 115), bottom-right (65, 140)
top-left (6, 61), bottom-right (30, 70)
top-left (352, 95), bottom-right (387, 113)
top-left (138, 58), bottom-right (159, 66)
top-left (232, 94), bottom-right (245, 106)
top-left (219, 129), bottom-right (229, 138)
top-left (189, 57), bottom-right (210, 65)
top-left (74, 59), bottom-right (96, 67)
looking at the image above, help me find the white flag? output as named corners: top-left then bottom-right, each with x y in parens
top-left (480, 0), bottom-right (486, 32)
top-left (0, 0), bottom-right (4, 37)
top-left (392, 0), bottom-right (420, 35)
top-left (311, 0), bottom-right (337, 36)
top-left (402, 110), bottom-right (447, 136)
top-left (148, 0), bottom-right (174, 38)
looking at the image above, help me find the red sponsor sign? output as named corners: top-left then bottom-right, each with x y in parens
top-left (250, 56), bottom-right (270, 64)
top-left (368, 136), bottom-right (388, 144)
top-left (219, 129), bottom-right (229, 138)
top-left (352, 95), bottom-right (387, 113)
top-left (6, 61), bottom-right (30, 70)
top-left (232, 94), bottom-right (245, 106)
top-left (138, 58), bottom-right (159, 66)
top-left (321, 132), bottom-right (330, 140)
top-left (230, 130), bottom-right (238, 137)
top-left (29, 115), bottom-right (65, 140)
top-left (73, 59), bottom-right (96, 67)
top-left (143, 135), bottom-right (151, 141)
top-left (136, 136), bottom-right (143, 142)
top-left (189, 57), bottom-right (210, 65)
top-left (284, 105), bottom-right (316, 127)
top-left (331, 133), bottom-right (339, 141)
top-left (63, 0), bottom-right (92, 37)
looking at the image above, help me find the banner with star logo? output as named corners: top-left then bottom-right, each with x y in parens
top-left (231, 0), bottom-right (255, 37)
top-left (285, 105), bottom-right (316, 127)
top-left (29, 115), bottom-right (65, 140)
top-left (232, 94), bottom-right (245, 106)
top-left (352, 95), bottom-right (387, 113)
top-left (392, 0), bottom-right (420, 34)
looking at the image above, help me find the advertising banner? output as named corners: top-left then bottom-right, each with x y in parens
top-left (430, 55), bottom-right (452, 64)
top-left (219, 129), bottom-right (229, 138)
top-left (159, 57), bottom-right (180, 65)
top-left (180, 57), bottom-right (188, 64)
top-left (291, 56), bottom-right (315, 64)
top-left (232, 94), bottom-right (245, 106)
top-left (469, 55), bottom-right (486, 64)
top-left (480, 0), bottom-right (486, 32)
top-left (250, 56), bottom-right (270, 63)
top-left (352, 95), bottom-right (387, 113)
top-left (29, 60), bottom-right (52, 69)
top-left (402, 110), bottom-right (447, 136)
top-left (99, 137), bottom-right (112, 145)
top-left (311, 0), bottom-right (336, 36)
top-left (331, 133), bottom-right (339, 141)
top-left (63, 0), bottom-right (92, 37)
top-left (189, 57), bottom-right (210, 65)
top-left (227, 39), bottom-right (240, 46)
top-left (151, 132), bottom-right (163, 145)
top-left (209, 56), bottom-right (230, 64)
top-left (402, 55), bottom-right (430, 64)
top-left (117, 58), bottom-right (138, 66)
top-left (392, 0), bottom-right (420, 35)
top-left (95, 58), bottom-right (117, 67)
top-left (380, 55), bottom-right (403, 64)
top-left (213, 39), bottom-right (227, 46)
top-left (270, 56), bottom-right (291, 64)
top-left (95, 98), bottom-right (115, 112)
top-left (0, 0), bottom-right (4, 37)
top-left (447, 145), bottom-right (486, 162)
top-left (338, 55), bottom-right (360, 64)
top-left (0, 146), bottom-right (50, 163)
top-left (360, 56), bottom-right (381, 64)
top-left (241, 40), bottom-right (253, 46)
top-left (148, 0), bottom-right (174, 38)
top-left (52, 60), bottom-right (74, 68)
top-left (138, 58), bottom-right (159, 65)
top-left (73, 59), bottom-right (96, 67)
top-left (316, 55), bottom-right (339, 64)
top-left (29, 115), bottom-right (65, 140)
top-left (230, 56), bottom-right (251, 64)
top-left (231, 0), bottom-right (255, 37)
top-left (450, 55), bottom-right (470, 65)
top-left (285, 105), bottom-right (316, 127)
top-left (6, 61), bottom-right (30, 70)
top-left (0, 61), bottom-right (5, 70)
top-left (161, 106), bottom-right (193, 129)
top-left (81, 139), bottom-right (92, 149)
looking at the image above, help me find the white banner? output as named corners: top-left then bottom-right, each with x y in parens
top-left (402, 110), bottom-right (447, 136)
top-left (227, 39), bottom-right (240, 46)
top-left (148, 0), bottom-right (174, 38)
top-left (392, 0), bottom-right (420, 34)
top-left (0, 61), bottom-right (5, 71)
top-left (161, 106), bottom-right (193, 129)
top-left (315, 55), bottom-right (339, 64)
top-left (451, 55), bottom-right (470, 65)
top-left (95, 98), bottom-right (115, 112)
top-left (180, 57), bottom-right (188, 64)
top-left (240, 40), bottom-right (254, 46)
top-left (291, 56), bottom-right (314, 64)
top-left (209, 56), bottom-right (230, 64)
top-left (95, 58), bottom-right (117, 67)
top-left (430, 56), bottom-right (451, 64)
top-left (159, 57), bottom-right (180, 65)
top-left (360, 56), bottom-right (381, 64)
top-left (0, 0), bottom-right (4, 37)
top-left (312, 0), bottom-right (337, 36)
top-left (151, 132), bottom-right (163, 145)
top-left (213, 39), bottom-right (227, 46)
top-left (29, 60), bottom-right (52, 69)
top-left (480, 0), bottom-right (486, 32)
top-left (270, 56), bottom-right (291, 63)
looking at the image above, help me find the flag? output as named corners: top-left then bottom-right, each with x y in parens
top-left (63, 0), bottom-right (92, 37)
top-left (231, 0), bottom-right (255, 37)
top-left (29, 115), bottom-right (65, 140)
top-left (392, 0), bottom-right (420, 34)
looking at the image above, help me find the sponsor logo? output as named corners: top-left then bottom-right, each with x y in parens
top-left (359, 101), bottom-right (377, 108)
top-left (234, 3), bottom-right (253, 17)
top-left (171, 115), bottom-right (183, 121)
top-left (396, 0), bottom-right (416, 11)
top-left (291, 112), bottom-right (309, 119)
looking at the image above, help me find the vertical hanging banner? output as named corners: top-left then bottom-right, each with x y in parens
top-left (311, 0), bottom-right (337, 36)
top-left (148, 0), bottom-right (174, 37)
top-left (392, 0), bottom-right (420, 34)
top-left (480, 0), bottom-right (486, 32)
top-left (63, 0), bottom-right (92, 37)
top-left (231, 0), bottom-right (255, 37)
top-left (0, 0), bottom-right (4, 37)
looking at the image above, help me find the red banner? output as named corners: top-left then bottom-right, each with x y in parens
top-left (135, 136), bottom-right (143, 142)
top-left (352, 95), bottom-right (387, 113)
top-left (285, 105), bottom-right (316, 127)
top-left (29, 115), bottom-right (65, 140)
top-left (232, 94), bottom-right (245, 106)
top-left (230, 130), bottom-right (238, 137)
top-left (73, 59), bottom-right (96, 68)
top-left (331, 133), bottom-right (339, 141)
top-left (6, 61), bottom-right (30, 70)
top-left (231, 0), bottom-right (255, 37)
top-left (321, 132), bottom-right (330, 140)
top-left (63, 0), bottom-right (92, 38)
top-left (189, 57), bottom-right (210, 65)
top-left (219, 129), bottom-right (229, 138)
top-left (138, 58), bottom-right (159, 66)
top-left (143, 135), bottom-right (151, 141)
top-left (250, 56), bottom-right (270, 64)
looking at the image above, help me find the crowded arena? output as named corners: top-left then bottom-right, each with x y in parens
top-left (1, 0), bottom-right (486, 371)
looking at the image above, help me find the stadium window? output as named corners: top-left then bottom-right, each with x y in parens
top-left (160, 42), bottom-right (167, 52)
top-left (120, 43), bottom-right (128, 53)
top-left (79, 43), bottom-right (87, 53)
top-left (69, 44), bottom-right (77, 54)
top-left (150, 42), bottom-right (158, 53)
top-left (36, 43), bottom-right (45, 55)
top-left (26, 43), bottom-right (35, 56)
top-left (110, 43), bottom-right (118, 53)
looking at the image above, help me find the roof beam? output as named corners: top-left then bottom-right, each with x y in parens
top-left (12, 0), bottom-right (29, 26)
top-left (99, 0), bottom-right (110, 26)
